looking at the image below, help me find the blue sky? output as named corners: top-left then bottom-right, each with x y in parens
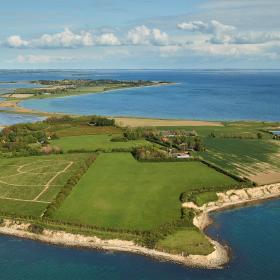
top-left (1, 0), bottom-right (280, 69)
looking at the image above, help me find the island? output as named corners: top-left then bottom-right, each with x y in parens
top-left (0, 112), bottom-right (279, 268)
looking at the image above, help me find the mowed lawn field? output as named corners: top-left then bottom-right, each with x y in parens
top-left (53, 153), bottom-right (238, 230)
top-left (0, 153), bottom-right (90, 216)
top-left (51, 134), bottom-right (151, 152)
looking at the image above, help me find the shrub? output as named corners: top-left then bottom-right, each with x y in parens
top-left (28, 224), bottom-right (44, 234)
top-left (110, 136), bottom-right (128, 142)
top-left (89, 117), bottom-right (115, 126)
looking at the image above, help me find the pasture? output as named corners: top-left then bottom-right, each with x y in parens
top-left (53, 153), bottom-right (238, 230)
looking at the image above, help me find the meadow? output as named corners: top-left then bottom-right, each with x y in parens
top-left (51, 134), bottom-right (151, 152)
top-left (53, 153), bottom-right (238, 230)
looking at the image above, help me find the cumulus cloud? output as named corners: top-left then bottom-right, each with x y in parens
top-left (4, 28), bottom-right (120, 49)
top-left (33, 28), bottom-right (94, 48)
top-left (127, 25), bottom-right (169, 45)
top-left (178, 20), bottom-right (236, 44)
top-left (4, 26), bottom-right (168, 49)
top-left (3, 21), bottom-right (280, 62)
top-left (6, 35), bottom-right (30, 48)
top-left (96, 33), bottom-right (120, 46)
top-left (177, 19), bottom-right (280, 47)
top-left (178, 20), bottom-right (235, 35)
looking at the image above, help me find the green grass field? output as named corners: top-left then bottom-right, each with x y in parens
top-left (0, 153), bottom-right (90, 216)
top-left (156, 228), bottom-right (214, 255)
top-left (51, 134), bottom-right (151, 152)
top-left (48, 124), bottom-right (122, 137)
top-left (53, 153), bottom-right (238, 230)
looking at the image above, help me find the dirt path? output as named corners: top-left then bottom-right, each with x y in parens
top-left (0, 196), bottom-right (50, 204)
top-left (33, 161), bottom-right (73, 201)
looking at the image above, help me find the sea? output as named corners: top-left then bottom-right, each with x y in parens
top-left (0, 70), bottom-right (279, 279)
top-left (0, 69), bottom-right (279, 123)
top-left (1, 200), bottom-right (279, 280)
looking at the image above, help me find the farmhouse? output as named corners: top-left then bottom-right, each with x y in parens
top-left (173, 152), bottom-right (191, 159)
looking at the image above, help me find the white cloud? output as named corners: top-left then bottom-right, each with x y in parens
top-left (127, 25), bottom-right (151, 45)
top-left (6, 35), bottom-right (30, 48)
top-left (96, 33), bottom-right (120, 46)
top-left (32, 28), bottom-right (94, 48)
top-left (4, 28), bottom-right (121, 49)
top-left (178, 20), bottom-right (235, 34)
top-left (230, 32), bottom-right (280, 44)
top-left (127, 25), bottom-right (169, 45)
top-left (177, 19), bottom-right (280, 47)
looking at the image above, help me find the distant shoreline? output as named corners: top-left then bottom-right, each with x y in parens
top-left (0, 82), bottom-right (177, 120)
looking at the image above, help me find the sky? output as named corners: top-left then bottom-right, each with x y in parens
top-left (1, 0), bottom-right (280, 69)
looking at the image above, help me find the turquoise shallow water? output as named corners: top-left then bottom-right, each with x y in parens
top-left (1, 199), bottom-right (280, 280)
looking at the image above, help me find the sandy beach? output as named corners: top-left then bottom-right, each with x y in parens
top-left (114, 117), bottom-right (223, 127)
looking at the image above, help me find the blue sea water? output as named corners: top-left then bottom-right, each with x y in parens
top-left (17, 69), bottom-right (280, 121)
top-left (1, 199), bottom-right (279, 280)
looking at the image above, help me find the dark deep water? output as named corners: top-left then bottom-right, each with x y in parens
top-left (1, 199), bottom-right (280, 280)
top-left (0, 69), bottom-right (277, 122)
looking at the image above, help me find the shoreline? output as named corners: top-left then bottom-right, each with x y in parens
top-left (0, 219), bottom-right (228, 269)
top-left (183, 183), bottom-right (280, 265)
top-left (1, 183), bottom-right (279, 269)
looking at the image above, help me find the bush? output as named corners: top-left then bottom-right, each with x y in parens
top-left (28, 224), bottom-right (44, 234)
top-left (110, 136), bottom-right (128, 142)
top-left (89, 117), bottom-right (115, 126)
top-left (132, 146), bottom-right (169, 160)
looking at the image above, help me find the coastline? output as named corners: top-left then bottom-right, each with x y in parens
top-left (0, 219), bottom-right (228, 269)
top-left (1, 183), bottom-right (279, 269)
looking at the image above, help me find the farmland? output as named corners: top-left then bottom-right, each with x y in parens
top-left (0, 153), bottom-right (90, 216)
top-left (0, 115), bottom-right (279, 257)
top-left (51, 134), bottom-right (152, 152)
top-left (201, 138), bottom-right (280, 177)
top-left (155, 121), bottom-right (280, 184)
top-left (53, 153), bottom-right (238, 230)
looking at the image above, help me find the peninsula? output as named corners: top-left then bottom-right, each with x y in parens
top-left (0, 113), bottom-right (279, 268)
